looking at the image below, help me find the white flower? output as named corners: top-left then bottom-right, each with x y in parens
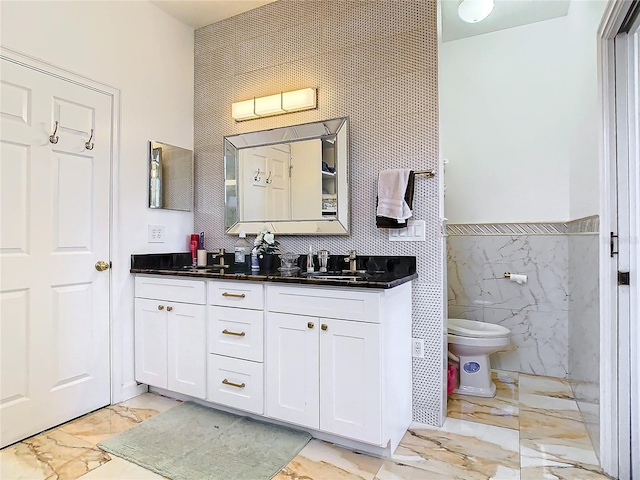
top-left (264, 233), bottom-right (274, 244)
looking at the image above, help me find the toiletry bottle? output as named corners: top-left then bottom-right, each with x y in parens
top-left (234, 231), bottom-right (250, 266)
top-left (190, 240), bottom-right (197, 267)
top-left (251, 247), bottom-right (260, 271)
top-left (306, 245), bottom-right (314, 273)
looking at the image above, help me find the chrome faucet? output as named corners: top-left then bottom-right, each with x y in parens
top-left (342, 250), bottom-right (360, 273)
top-left (210, 248), bottom-right (229, 268)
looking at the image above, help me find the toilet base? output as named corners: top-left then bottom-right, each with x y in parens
top-left (453, 353), bottom-right (496, 398)
top-left (454, 382), bottom-right (496, 398)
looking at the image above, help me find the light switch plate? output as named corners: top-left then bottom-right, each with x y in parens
top-left (389, 219), bottom-right (426, 241)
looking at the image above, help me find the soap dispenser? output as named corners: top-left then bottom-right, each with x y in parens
top-left (306, 245), bottom-right (314, 273)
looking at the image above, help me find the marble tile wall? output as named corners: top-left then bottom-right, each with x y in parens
top-left (568, 231), bottom-right (600, 455)
top-left (447, 234), bottom-right (570, 378)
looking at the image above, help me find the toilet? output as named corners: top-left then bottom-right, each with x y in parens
top-left (447, 318), bottom-right (511, 398)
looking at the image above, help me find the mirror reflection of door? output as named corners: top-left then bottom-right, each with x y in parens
top-left (291, 139), bottom-right (322, 220)
top-left (239, 145), bottom-right (291, 221)
top-left (266, 145), bottom-right (291, 221)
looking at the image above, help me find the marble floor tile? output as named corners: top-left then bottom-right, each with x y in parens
top-left (118, 392), bottom-right (182, 413)
top-left (521, 464), bottom-right (609, 479)
top-left (274, 439), bottom-right (384, 480)
top-left (58, 405), bottom-right (160, 446)
top-left (374, 460), bottom-right (455, 480)
top-left (0, 429), bottom-right (110, 480)
top-left (520, 406), bottom-right (600, 473)
top-left (78, 457), bottom-right (165, 479)
top-left (392, 418), bottom-right (520, 479)
top-left (519, 374), bottom-right (574, 400)
top-left (447, 370), bottom-right (519, 430)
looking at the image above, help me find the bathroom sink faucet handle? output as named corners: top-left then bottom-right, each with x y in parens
top-left (343, 250), bottom-right (357, 272)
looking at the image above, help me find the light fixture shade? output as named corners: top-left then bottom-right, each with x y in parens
top-left (254, 93), bottom-right (284, 116)
top-left (458, 0), bottom-right (494, 23)
top-left (282, 88), bottom-right (316, 112)
top-left (231, 99), bottom-right (257, 120)
top-left (232, 88), bottom-right (317, 121)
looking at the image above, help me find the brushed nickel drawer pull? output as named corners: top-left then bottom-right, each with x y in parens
top-left (222, 379), bottom-right (246, 388)
top-left (222, 292), bottom-right (246, 299)
top-left (222, 329), bottom-right (246, 337)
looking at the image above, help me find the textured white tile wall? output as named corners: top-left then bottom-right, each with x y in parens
top-left (194, 0), bottom-right (445, 425)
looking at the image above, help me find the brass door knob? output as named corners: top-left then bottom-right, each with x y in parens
top-left (95, 260), bottom-right (110, 271)
top-left (158, 305), bottom-right (164, 310)
top-left (321, 324), bottom-right (328, 331)
top-left (307, 322), bottom-right (314, 329)
top-left (167, 306), bottom-right (173, 312)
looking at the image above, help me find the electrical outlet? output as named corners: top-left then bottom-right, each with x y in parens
top-left (412, 338), bottom-right (425, 358)
top-left (148, 224), bottom-right (165, 243)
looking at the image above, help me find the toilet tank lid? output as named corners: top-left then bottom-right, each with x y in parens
top-left (447, 318), bottom-right (510, 338)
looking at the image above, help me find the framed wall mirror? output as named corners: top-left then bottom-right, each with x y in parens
top-left (148, 140), bottom-right (194, 211)
top-left (224, 117), bottom-right (350, 235)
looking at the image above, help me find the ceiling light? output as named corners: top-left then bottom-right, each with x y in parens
top-left (458, 0), bottom-right (494, 23)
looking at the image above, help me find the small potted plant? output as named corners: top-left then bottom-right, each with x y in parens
top-left (253, 227), bottom-right (280, 271)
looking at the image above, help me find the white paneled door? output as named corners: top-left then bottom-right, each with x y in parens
top-left (0, 58), bottom-right (112, 447)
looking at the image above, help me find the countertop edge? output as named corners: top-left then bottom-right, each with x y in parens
top-left (130, 268), bottom-right (417, 289)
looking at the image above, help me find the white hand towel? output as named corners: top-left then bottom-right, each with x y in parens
top-left (376, 169), bottom-right (412, 220)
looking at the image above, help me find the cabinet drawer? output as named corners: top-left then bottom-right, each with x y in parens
top-left (207, 355), bottom-right (264, 415)
top-left (208, 306), bottom-right (264, 362)
top-left (266, 285), bottom-right (381, 323)
top-left (208, 281), bottom-right (264, 310)
top-left (135, 276), bottom-right (206, 305)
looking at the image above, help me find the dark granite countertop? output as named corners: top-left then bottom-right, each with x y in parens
top-left (131, 253), bottom-right (416, 289)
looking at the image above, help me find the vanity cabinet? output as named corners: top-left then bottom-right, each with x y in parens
top-left (134, 277), bottom-right (206, 399)
top-left (132, 272), bottom-right (413, 454)
top-left (265, 284), bottom-right (410, 448)
top-left (266, 312), bottom-right (381, 443)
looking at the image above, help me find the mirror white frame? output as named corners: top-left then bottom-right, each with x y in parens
top-left (224, 117), bottom-right (350, 235)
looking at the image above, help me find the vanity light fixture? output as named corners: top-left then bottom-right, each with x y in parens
top-left (458, 0), bottom-right (494, 23)
top-left (232, 88), bottom-right (317, 121)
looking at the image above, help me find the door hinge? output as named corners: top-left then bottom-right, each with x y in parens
top-left (618, 271), bottom-right (630, 286)
top-left (610, 232), bottom-right (619, 257)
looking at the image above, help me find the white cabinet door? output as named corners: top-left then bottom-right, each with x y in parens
top-left (319, 318), bottom-right (382, 444)
top-left (134, 298), bottom-right (168, 389)
top-left (266, 312), bottom-right (319, 429)
top-left (168, 303), bottom-right (206, 399)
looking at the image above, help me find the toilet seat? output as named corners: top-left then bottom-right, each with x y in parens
top-left (447, 318), bottom-right (510, 339)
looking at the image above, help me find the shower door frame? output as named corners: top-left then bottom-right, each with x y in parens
top-left (599, 1), bottom-right (639, 478)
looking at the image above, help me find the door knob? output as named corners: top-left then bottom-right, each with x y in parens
top-left (167, 306), bottom-right (173, 312)
top-left (321, 324), bottom-right (328, 331)
top-left (95, 261), bottom-right (110, 271)
top-left (307, 322), bottom-right (314, 329)
top-left (158, 305), bottom-right (164, 310)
